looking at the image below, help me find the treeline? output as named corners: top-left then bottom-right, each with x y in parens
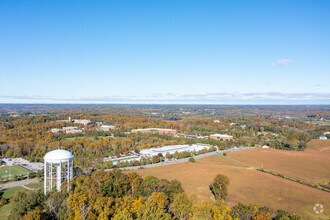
top-left (98, 147), bottom-right (217, 169)
top-left (7, 170), bottom-right (302, 220)
top-left (0, 113), bottom-right (328, 168)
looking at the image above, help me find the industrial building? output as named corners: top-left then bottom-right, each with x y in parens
top-left (50, 127), bottom-right (83, 134)
top-left (73, 119), bottom-right (91, 126)
top-left (103, 155), bottom-right (141, 165)
top-left (61, 127), bottom-right (83, 134)
top-left (209, 134), bottom-right (233, 141)
top-left (131, 128), bottom-right (177, 135)
top-left (100, 125), bottom-right (116, 131)
top-left (139, 143), bottom-right (213, 157)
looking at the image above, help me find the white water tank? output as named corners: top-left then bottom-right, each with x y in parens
top-left (44, 149), bottom-right (73, 194)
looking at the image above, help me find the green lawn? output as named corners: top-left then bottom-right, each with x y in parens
top-left (64, 136), bottom-right (112, 142)
top-left (26, 182), bottom-right (43, 189)
top-left (0, 166), bottom-right (32, 179)
top-left (0, 186), bottom-right (27, 199)
top-left (309, 120), bottom-right (330, 126)
top-left (0, 203), bottom-right (13, 218)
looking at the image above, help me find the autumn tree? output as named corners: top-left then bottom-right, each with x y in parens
top-left (171, 193), bottom-right (193, 220)
top-left (46, 192), bottom-right (65, 220)
top-left (210, 174), bottom-right (230, 201)
top-left (152, 155), bottom-right (160, 164)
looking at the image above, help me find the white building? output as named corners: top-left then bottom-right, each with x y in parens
top-left (103, 155), bottom-right (141, 165)
top-left (209, 134), bottom-right (233, 141)
top-left (1, 158), bottom-right (43, 172)
top-left (51, 128), bottom-right (61, 133)
top-left (73, 119), bottom-right (91, 126)
top-left (131, 128), bottom-right (177, 135)
top-left (100, 125), bottom-right (116, 131)
top-left (139, 144), bottom-right (213, 157)
top-left (62, 127), bottom-right (83, 134)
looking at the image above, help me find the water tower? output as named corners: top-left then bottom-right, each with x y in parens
top-left (44, 149), bottom-right (73, 194)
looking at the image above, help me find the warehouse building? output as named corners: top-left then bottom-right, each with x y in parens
top-left (139, 143), bottom-right (213, 157)
top-left (131, 128), bottom-right (177, 135)
top-left (209, 134), bottom-right (233, 141)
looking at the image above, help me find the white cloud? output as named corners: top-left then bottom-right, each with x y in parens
top-left (272, 59), bottom-right (293, 66)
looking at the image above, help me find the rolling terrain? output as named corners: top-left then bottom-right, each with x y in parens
top-left (130, 140), bottom-right (330, 219)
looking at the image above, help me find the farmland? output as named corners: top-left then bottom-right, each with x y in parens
top-left (130, 147), bottom-right (330, 219)
top-left (226, 139), bottom-right (330, 184)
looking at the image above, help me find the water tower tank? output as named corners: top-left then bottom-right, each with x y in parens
top-left (44, 149), bottom-right (73, 194)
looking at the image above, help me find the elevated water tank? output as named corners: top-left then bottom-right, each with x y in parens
top-left (44, 149), bottom-right (73, 194)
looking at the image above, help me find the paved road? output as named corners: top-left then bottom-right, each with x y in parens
top-left (0, 178), bottom-right (39, 190)
top-left (106, 147), bottom-right (255, 171)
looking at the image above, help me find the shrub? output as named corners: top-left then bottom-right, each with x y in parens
top-left (28, 172), bottom-right (36, 179)
top-left (188, 157), bottom-right (196, 163)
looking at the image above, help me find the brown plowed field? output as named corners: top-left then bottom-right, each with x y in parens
top-left (227, 140), bottom-right (330, 184)
top-left (129, 141), bottom-right (330, 219)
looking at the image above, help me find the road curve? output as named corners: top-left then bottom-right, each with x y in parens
top-left (0, 178), bottom-right (39, 190)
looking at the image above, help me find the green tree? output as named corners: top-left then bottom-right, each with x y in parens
top-left (210, 174), bottom-right (230, 201)
top-left (152, 155), bottom-right (160, 164)
top-left (100, 170), bottom-right (131, 198)
top-left (173, 151), bottom-right (179, 159)
top-left (188, 157), bottom-right (196, 163)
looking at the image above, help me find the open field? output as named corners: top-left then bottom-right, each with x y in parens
top-left (0, 186), bottom-right (28, 199)
top-left (0, 186), bottom-right (28, 219)
top-left (25, 182), bottom-right (43, 189)
top-left (0, 166), bottom-right (31, 179)
top-left (0, 204), bottom-right (12, 218)
top-left (64, 136), bottom-right (112, 142)
top-left (309, 120), bottom-right (330, 126)
top-left (130, 155), bottom-right (330, 219)
top-left (305, 139), bottom-right (330, 152)
top-left (226, 140), bottom-right (330, 184)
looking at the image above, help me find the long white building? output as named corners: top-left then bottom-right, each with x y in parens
top-left (139, 143), bottom-right (213, 157)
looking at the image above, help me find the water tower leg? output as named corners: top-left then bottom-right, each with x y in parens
top-left (67, 161), bottom-right (69, 192)
top-left (44, 161), bottom-right (47, 195)
top-left (50, 163), bottom-right (52, 191)
top-left (70, 160), bottom-right (73, 179)
top-left (56, 162), bottom-right (61, 192)
top-left (48, 162), bottom-right (51, 192)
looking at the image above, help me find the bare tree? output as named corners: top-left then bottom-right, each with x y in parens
top-left (46, 193), bottom-right (63, 220)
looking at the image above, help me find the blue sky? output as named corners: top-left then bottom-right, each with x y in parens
top-left (0, 0), bottom-right (329, 104)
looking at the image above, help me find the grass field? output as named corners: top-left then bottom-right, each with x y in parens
top-left (64, 136), bottom-right (112, 142)
top-left (130, 152), bottom-right (330, 219)
top-left (309, 120), bottom-right (330, 126)
top-left (0, 187), bottom-right (28, 219)
top-left (25, 182), bottom-right (43, 189)
top-left (0, 186), bottom-right (28, 199)
top-left (0, 204), bottom-right (12, 219)
top-left (0, 166), bottom-right (32, 179)
top-left (226, 139), bottom-right (330, 184)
